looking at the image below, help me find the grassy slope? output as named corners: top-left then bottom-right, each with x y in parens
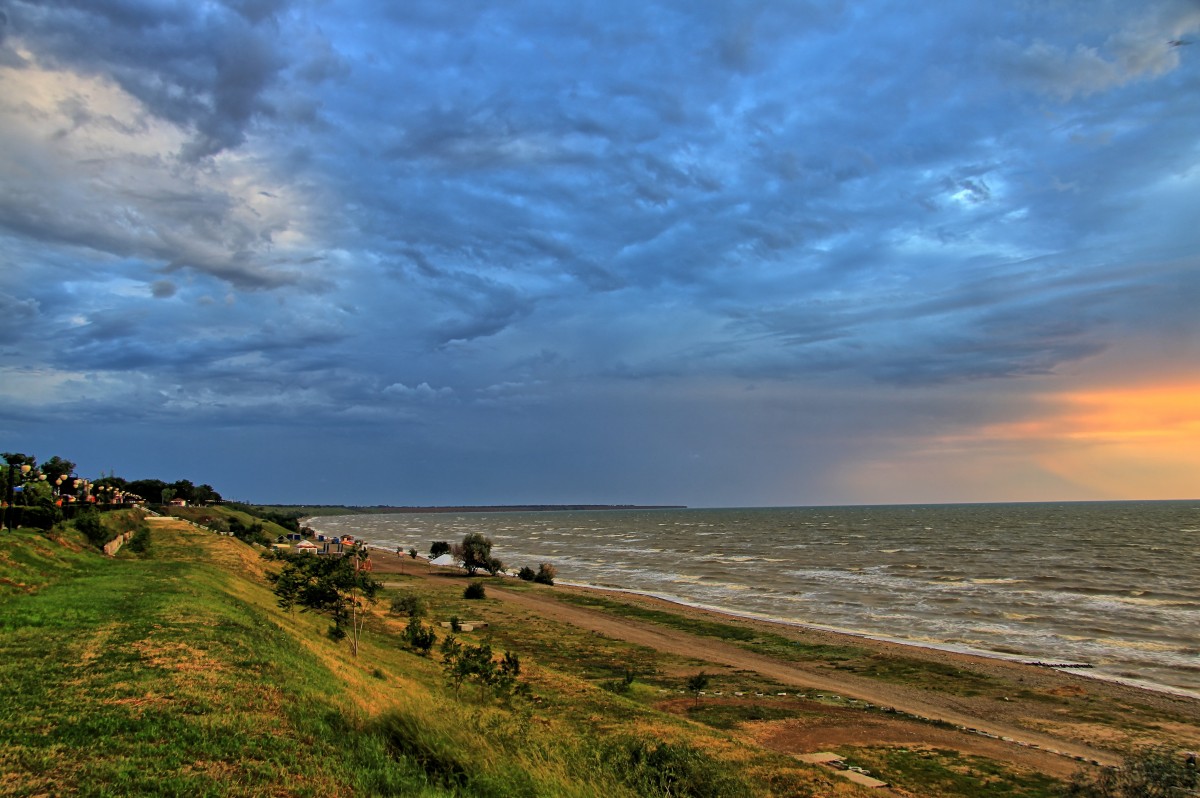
top-left (1, 523), bottom-right (855, 797)
top-left (2, 519), bottom-right (1114, 797)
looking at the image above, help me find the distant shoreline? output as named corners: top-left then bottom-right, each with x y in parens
top-left (277, 504), bottom-right (687, 515)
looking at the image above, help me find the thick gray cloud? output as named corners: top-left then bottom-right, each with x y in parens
top-left (1, 0), bottom-right (1197, 504)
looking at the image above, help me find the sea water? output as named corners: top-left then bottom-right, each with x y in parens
top-left (306, 501), bottom-right (1200, 696)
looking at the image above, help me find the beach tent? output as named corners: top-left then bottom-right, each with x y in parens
top-left (428, 553), bottom-right (459, 567)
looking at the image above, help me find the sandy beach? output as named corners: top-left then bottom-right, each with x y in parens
top-left (362, 545), bottom-right (1200, 780)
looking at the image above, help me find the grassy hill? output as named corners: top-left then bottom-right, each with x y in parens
top-left (0, 518), bottom-right (829, 797)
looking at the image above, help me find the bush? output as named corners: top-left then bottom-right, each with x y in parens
top-left (463, 582), bottom-right (486, 600)
top-left (75, 511), bottom-right (109, 547)
top-left (404, 618), bottom-right (437, 655)
top-left (18, 505), bottom-right (61, 532)
top-left (1065, 745), bottom-right (1199, 797)
top-left (390, 593), bottom-right (427, 618)
top-left (517, 566), bottom-right (536, 581)
top-left (533, 563), bottom-right (557, 585)
top-left (408, 547), bottom-right (418, 559)
top-left (127, 525), bottom-right (151, 554)
top-left (430, 541), bottom-right (451, 558)
top-left (601, 737), bottom-right (747, 798)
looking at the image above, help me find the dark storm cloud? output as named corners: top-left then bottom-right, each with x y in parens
top-left (2, 0), bottom-right (1198, 503)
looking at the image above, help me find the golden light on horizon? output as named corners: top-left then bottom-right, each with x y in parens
top-left (843, 379), bottom-right (1200, 504)
top-left (977, 379), bottom-right (1200, 499)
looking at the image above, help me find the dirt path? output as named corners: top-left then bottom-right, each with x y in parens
top-left (367, 549), bottom-right (1200, 776)
top-left (483, 583), bottom-right (1113, 776)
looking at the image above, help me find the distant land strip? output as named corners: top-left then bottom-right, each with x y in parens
top-left (251, 504), bottom-right (686, 516)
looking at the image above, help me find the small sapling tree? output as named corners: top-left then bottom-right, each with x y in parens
top-left (686, 671), bottom-right (710, 706)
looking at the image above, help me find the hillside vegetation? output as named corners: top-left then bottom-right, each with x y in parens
top-left (0, 519), bottom-right (836, 797)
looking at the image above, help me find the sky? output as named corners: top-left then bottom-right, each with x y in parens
top-left (1, 0), bottom-right (1198, 507)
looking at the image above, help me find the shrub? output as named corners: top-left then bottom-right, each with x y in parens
top-left (601, 737), bottom-right (747, 798)
top-left (19, 505), bottom-right (61, 532)
top-left (408, 547), bottom-right (418, 559)
top-left (75, 511), bottom-right (109, 547)
top-left (517, 566), bottom-right (536, 581)
top-left (604, 667), bottom-right (637, 695)
top-left (430, 541), bottom-right (451, 558)
top-left (533, 563), bottom-right (557, 585)
top-left (1065, 745), bottom-right (1199, 797)
top-left (463, 582), bottom-right (486, 600)
top-left (127, 524), bottom-right (151, 554)
top-left (390, 593), bottom-right (427, 618)
top-left (404, 618), bottom-right (437, 655)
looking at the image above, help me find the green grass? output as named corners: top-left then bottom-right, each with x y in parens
top-left (845, 747), bottom-right (1062, 798)
top-left (684, 702), bottom-right (811, 730)
top-left (0, 525), bottom-right (789, 797)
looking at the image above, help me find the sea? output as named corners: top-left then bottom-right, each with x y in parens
top-left (305, 501), bottom-right (1200, 697)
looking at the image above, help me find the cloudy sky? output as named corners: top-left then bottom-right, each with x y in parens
top-left (1, 1), bottom-right (1198, 507)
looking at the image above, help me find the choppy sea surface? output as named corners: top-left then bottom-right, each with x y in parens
top-left (306, 502), bottom-right (1200, 696)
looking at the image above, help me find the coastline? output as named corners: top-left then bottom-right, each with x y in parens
top-left (365, 545), bottom-right (1200, 713)
top-left (358, 541), bottom-right (1200, 703)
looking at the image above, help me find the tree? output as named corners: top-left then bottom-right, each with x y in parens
top-left (686, 671), bottom-right (710, 705)
top-left (39, 456), bottom-right (75, 482)
top-left (460, 532), bottom-right (493, 575)
top-left (193, 484), bottom-right (222, 504)
top-left (269, 544), bottom-right (381, 656)
top-left (170, 479), bottom-right (195, 503)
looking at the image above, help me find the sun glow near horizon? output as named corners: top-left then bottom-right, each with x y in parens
top-left (844, 378), bottom-right (1200, 504)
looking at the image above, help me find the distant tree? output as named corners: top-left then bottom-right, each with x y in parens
top-left (430, 541), bottom-right (451, 558)
top-left (268, 544), bottom-right (381, 656)
top-left (686, 671), bottom-right (710, 705)
top-left (517, 566), bottom-right (536, 581)
top-left (484, 556), bottom-right (505, 576)
top-left (125, 479), bottom-right (167, 503)
top-left (39, 456), bottom-right (75, 482)
top-left (170, 480), bottom-right (195, 503)
top-left (408, 547), bottom-right (418, 559)
top-left (460, 532), bottom-right (493, 575)
top-left (1, 452), bottom-right (36, 469)
top-left (193, 484), bottom-right (222, 504)
top-left (1064, 745), bottom-right (1198, 797)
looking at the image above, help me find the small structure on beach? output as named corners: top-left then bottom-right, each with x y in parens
top-left (295, 540), bottom-right (318, 554)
